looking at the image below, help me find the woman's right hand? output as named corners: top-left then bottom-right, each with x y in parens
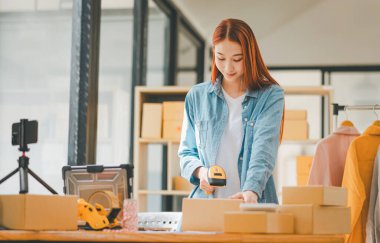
top-left (195, 167), bottom-right (215, 194)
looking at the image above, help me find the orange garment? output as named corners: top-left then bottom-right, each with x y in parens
top-left (342, 122), bottom-right (380, 243)
top-left (308, 125), bottom-right (360, 186)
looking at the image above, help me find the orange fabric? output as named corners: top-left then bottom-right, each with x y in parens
top-left (308, 125), bottom-right (360, 186)
top-left (342, 122), bottom-right (380, 243)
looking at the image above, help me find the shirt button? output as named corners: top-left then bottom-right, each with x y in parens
top-left (250, 122), bottom-right (254, 126)
top-left (239, 157), bottom-right (243, 160)
top-left (244, 118), bottom-right (248, 122)
top-left (244, 105), bottom-right (247, 109)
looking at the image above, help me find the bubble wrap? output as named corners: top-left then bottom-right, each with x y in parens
top-left (121, 199), bottom-right (138, 232)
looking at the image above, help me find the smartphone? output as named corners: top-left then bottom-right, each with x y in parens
top-left (12, 120), bottom-right (38, 146)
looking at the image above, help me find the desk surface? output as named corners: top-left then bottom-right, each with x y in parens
top-left (0, 230), bottom-right (345, 243)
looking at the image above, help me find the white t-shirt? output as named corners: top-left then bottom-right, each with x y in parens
top-left (215, 88), bottom-right (245, 198)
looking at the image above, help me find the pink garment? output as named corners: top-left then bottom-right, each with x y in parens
top-left (308, 125), bottom-right (360, 186)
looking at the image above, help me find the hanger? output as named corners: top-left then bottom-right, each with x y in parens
top-left (373, 104), bottom-right (380, 126)
top-left (340, 106), bottom-right (354, 127)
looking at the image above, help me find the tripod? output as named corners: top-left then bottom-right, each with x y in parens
top-left (0, 119), bottom-right (57, 194)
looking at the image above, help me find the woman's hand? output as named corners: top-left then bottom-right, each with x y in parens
top-left (229, 190), bottom-right (258, 203)
top-left (194, 167), bottom-right (215, 194)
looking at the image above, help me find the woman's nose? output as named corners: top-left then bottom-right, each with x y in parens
top-left (225, 61), bottom-right (234, 73)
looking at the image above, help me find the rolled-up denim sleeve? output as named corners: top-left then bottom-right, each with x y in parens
top-left (178, 90), bottom-right (203, 185)
top-left (242, 86), bottom-right (284, 198)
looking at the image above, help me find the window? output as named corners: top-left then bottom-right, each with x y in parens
top-left (96, 1), bottom-right (134, 165)
top-left (0, 1), bottom-right (72, 194)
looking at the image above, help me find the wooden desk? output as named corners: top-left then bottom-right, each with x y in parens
top-left (0, 230), bottom-right (345, 243)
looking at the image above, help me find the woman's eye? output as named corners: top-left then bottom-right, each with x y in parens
top-left (217, 58), bottom-right (225, 61)
top-left (233, 59), bottom-right (242, 62)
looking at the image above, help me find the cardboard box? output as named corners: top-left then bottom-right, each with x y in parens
top-left (279, 204), bottom-right (350, 234)
top-left (163, 120), bottom-right (182, 140)
top-left (282, 186), bottom-right (347, 206)
top-left (0, 194), bottom-right (78, 230)
top-left (297, 174), bottom-right (309, 186)
top-left (182, 198), bottom-right (241, 232)
top-left (163, 101), bottom-right (184, 121)
top-left (296, 156), bottom-right (313, 186)
top-left (283, 120), bottom-right (308, 140)
top-left (141, 103), bottom-right (162, 138)
top-left (284, 110), bottom-right (307, 120)
top-left (224, 211), bottom-right (294, 234)
top-left (172, 176), bottom-right (193, 191)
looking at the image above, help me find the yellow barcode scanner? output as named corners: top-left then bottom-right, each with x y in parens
top-left (206, 165), bottom-right (227, 195)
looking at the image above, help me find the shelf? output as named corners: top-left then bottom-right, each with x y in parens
top-left (284, 86), bottom-right (333, 96)
top-left (282, 139), bottom-right (320, 145)
top-left (138, 190), bottom-right (191, 196)
top-left (139, 138), bottom-right (180, 144)
top-left (135, 86), bottom-right (190, 94)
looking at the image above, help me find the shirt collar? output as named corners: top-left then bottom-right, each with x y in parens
top-left (363, 122), bottom-right (380, 136)
top-left (333, 125), bottom-right (360, 136)
top-left (208, 75), bottom-right (258, 98)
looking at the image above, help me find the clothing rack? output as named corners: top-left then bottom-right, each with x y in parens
top-left (332, 103), bottom-right (380, 129)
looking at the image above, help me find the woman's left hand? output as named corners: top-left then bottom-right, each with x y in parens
top-left (229, 190), bottom-right (258, 203)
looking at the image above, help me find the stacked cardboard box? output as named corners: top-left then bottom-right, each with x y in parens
top-left (0, 194), bottom-right (78, 230)
top-left (162, 101), bottom-right (184, 140)
top-left (280, 186), bottom-right (351, 234)
top-left (224, 211), bottom-right (294, 234)
top-left (141, 103), bottom-right (163, 138)
top-left (283, 110), bottom-right (308, 140)
top-left (296, 156), bottom-right (313, 185)
top-left (140, 101), bottom-right (185, 140)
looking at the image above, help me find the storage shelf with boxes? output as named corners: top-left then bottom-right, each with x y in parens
top-left (134, 86), bottom-right (192, 211)
top-left (134, 86), bottom-right (333, 211)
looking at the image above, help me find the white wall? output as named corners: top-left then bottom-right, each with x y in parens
top-left (260, 0), bottom-right (380, 65)
top-left (175, 0), bottom-right (380, 66)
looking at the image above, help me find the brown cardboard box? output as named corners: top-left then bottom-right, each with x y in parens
top-left (182, 198), bottom-right (241, 232)
top-left (278, 204), bottom-right (350, 234)
top-left (224, 211), bottom-right (294, 234)
top-left (141, 103), bottom-right (162, 138)
top-left (282, 186), bottom-right (347, 206)
top-left (284, 110), bottom-right (307, 120)
top-left (163, 101), bottom-right (184, 121)
top-left (283, 120), bottom-right (308, 140)
top-left (296, 156), bottom-right (313, 186)
top-left (172, 176), bottom-right (193, 191)
top-left (163, 120), bottom-right (182, 140)
top-left (0, 194), bottom-right (78, 230)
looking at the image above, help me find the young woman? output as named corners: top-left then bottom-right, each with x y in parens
top-left (178, 18), bottom-right (284, 203)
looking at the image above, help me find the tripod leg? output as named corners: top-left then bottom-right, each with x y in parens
top-left (0, 168), bottom-right (19, 184)
top-left (28, 169), bottom-right (58, 194)
top-left (19, 166), bottom-right (29, 194)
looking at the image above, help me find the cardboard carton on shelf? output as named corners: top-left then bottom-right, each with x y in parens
top-left (278, 204), bottom-right (350, 234)
top-left (296, 156), bottom-right (313, 186)
top-left (141, 103), bottom-right (162, 139)
top-left (182, 198), bottom-right (241, 232)
top-left (162, 101), bottom-right (185, 121)
top-left (284, 110), bottom-right (307, 120)
top-left (224, 211), bottom-right (294, 234)
top-left (283, 120), bottom-right (308, 140)
top-left (163, 119), bottom-right (183, 140)
top-left (282, 186), bottom-right (347, 206)
top-left (0, 194), bottom-right (78, 230)
top-left (172, 176), bottom-right (193, 191)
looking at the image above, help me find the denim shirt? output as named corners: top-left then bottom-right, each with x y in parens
top-left (178, 77), bottom-right (284, 203)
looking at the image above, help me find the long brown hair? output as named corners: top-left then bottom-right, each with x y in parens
top-left (211, 18), bottom-right (284, 141)
top-left (211, 18), bottom-right (278, 90)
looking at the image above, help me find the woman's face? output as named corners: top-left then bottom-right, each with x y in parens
top-left (214, 39), bottom-right (244, 85)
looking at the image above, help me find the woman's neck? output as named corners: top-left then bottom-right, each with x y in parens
top-left (222, 79), bottom-right (246, 98)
